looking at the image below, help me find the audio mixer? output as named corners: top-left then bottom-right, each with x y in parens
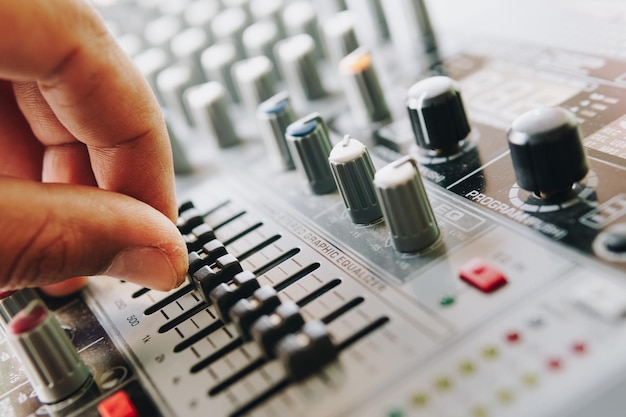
top-left (2, 0), bottom-right (626, 416)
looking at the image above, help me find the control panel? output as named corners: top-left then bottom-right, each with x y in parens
top-left (2, 0), bottom-right (626, 416)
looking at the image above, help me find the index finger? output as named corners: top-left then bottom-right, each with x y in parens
top-left (0, 0), bottom-right (177, 220)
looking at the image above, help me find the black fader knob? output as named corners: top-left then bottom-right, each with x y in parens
top-left (507, 107), bottom-right (589, 200)
top-left (407, 76), bottom-right (471, 155)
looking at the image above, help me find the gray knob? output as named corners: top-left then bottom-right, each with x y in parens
top-left (282, 1), bottom-right (324, 59)
top-left (257, 91), bottom-right (297, 170)
top-left (250, 0), bottom-right (287, 38)
top-left (156, 63), bottom-right (202, 126)
top-left (0, 288), bottom-right (40, 326)
top-left (407, 76), bottom-right (471, 155)
top-left (380, 0), bottom-right (437, 59)
top-left (322, 11), bottom-right (359, 67)
top-left (329, 135), bottom-right (382, 224)
top-left (374, 156), bottom-right (440, 252)
top-left (344, 0), bottom-right (390, 48)
top-left (201, 42), bottom-right (240, 103)
top-left (186, 82), bottom-right (240, 148)
top-left (144, 15), bottom-right (183, 58)
top-left (507, 107), bottom-right (589, 200)
top-left (276, 34), bottom-right (326, 103)
top-left (163, 111), bottom-right (194, 174)
top-left (183, 0), bottom-right (220, 29)
top-left (171, 27), bottom-right (211, 83)
top-left (339, 47), bottom-right (390, 126)
top-left (242, 21), bottom-right (281, 80)
top-left (286, 113), bottom-right (337, 195)
top-left (232, 56), bottom-right (276, 115)
top-left (210, 7), bottom-right (249, 60)
top-left (6, 300), bottom-right (91, 404)
top-left (134, 47), bottom-right (170, 104)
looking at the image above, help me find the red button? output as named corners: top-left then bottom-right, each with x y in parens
top-left (459, 258), bottom-right (508, 293)
top-left (98, 391), bottom-right (139, 417)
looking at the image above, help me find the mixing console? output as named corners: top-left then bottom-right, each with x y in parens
top-left (2, 0), bottom-right (626, 416)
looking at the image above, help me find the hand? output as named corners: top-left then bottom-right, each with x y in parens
top-left (0, 0), bottom-right (188, 293)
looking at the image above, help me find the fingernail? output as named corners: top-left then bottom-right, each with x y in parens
top-left (103, 247), bottom-right (181, 291)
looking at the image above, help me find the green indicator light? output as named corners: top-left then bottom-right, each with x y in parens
top-left (440, 296), bottom-right (455, 307)
top-left (388, 408), bottom-right (404, 417)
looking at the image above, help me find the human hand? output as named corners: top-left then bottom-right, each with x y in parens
top-left (0, 0), bottom-right (188, 293)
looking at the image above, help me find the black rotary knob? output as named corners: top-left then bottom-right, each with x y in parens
top-left (507, 107), bottom-right (589, 200)
top-left (407, 76), bottom-right (471, 155)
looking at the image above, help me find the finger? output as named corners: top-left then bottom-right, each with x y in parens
top-left (13, 81), bottom-right (97, 185)
top-left (0, 81), bottom-right (43, 180)
top-left (0, 0), bottom-right (177, 221)
top-left (0, 177), bottom-right (187, 292)
top-left (41, 277), bottom-right (89, 297)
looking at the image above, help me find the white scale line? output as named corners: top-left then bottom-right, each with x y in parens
top-left (77, 336), bottom-right (104, 354)
top-left (0, 380), bottom-right (30, 401)
top-left (445, 150), bottom-right (511, 191)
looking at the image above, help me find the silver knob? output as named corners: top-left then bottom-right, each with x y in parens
top-left (344, 0), bottom-right (389, 48)
top-left (144, 15), bottom-right (183, 58)
top-left (5, 300), bottom-right (92, 404)
top-left (322, 11), bottom-right (359, 67)
top-left (156, 63), bottom-right (202, 126)
top-left (232, 56), bottom-right (276, 115)
top-left (257, 91), bottom-right (298, 170)
top-left (380, 0), bottom-right (437, 59)
top-left (0, 288), bottom-right (40, 326)
top-left (185, 82), bottom-right (240, 148)
top-left (339, 47), bottom-right (390, 126)
top-left (210, 7), bottom-right (249, 60)
top-left (242, 21), bottom-right (281, 80)
top-left (275, 34), bottom-right (326, 103)
top-left (250, 0), bottom-right (287, 38)
top-left (134, 47), bottom-right (170, 104)
top-left (374, 156), bottom-right (440, 252)
top-left (183, 0), bottom-right (220, 29)
top-left (201, 42), bottom-right (240, 103)
top-left (171, 27), bottom-right (211, 83)
top-left (286, 113), bottom-right (337, 195)
top-left (329, 135), bottom-right (382, 224)
top-left (282, 1), bottom-right (324, 59)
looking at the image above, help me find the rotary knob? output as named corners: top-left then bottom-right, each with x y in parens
top-left (285, 113), bottom-right (337, 195)
top-left (507, 107), bottom-right (589, 200)
top-left (407, 75), bottom-right (471, 155)
top-left (329, 135), bottom-right (382, 224)
top-left (374, 156), bottom-right (440, 252)
top-left (5, 300), bottom-right (92, 404)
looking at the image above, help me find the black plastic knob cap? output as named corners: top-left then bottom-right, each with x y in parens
top-left (407, 76), bottom-right (470, 154)
top-left (507, 107), bottom-right (589, 198)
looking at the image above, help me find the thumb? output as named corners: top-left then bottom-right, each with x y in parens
top-left (0, 177), bottom-right (188, 291)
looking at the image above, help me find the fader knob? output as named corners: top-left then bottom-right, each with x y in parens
top-left (507, 107), bottom-right (589, 199)
top-left (6, 300), bottom-right (92, 404)
top-left (407, 76), bottom-right (471, 155)
top-left (374, 156), bottom-right (440, 252)
top-left (329, 135), bottom-right (382, 224)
